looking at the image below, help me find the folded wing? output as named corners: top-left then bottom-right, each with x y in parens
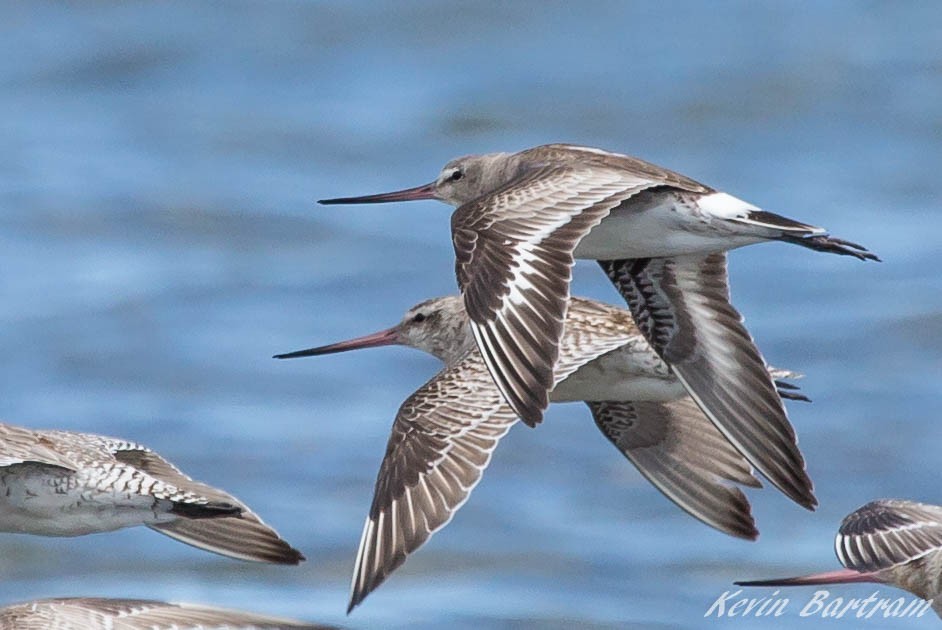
top-left (112, 448), bottom-right (303, 565)
top-left (0, 597), bottom-right (330, 629)
top-left (836, 499), bottom-right (942, 572)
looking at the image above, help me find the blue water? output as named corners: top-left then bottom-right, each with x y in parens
top-left (0, 2), bottom-right (941, 628)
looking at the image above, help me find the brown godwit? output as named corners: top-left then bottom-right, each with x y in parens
top-left (0, 421), bottom-right (303, 564)
top-left (319, 143), bottom-right (876, 510)
top-left (737, 499), bottom-right (942, 616)
top-left (0, 597), bottom-right (334, 629)
top-left (276, 295), bottom-right (809, 610)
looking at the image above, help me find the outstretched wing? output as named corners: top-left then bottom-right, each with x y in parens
top-left (349, 353), bottom-right (518, 611)
top-left (452, 165), bottom-right (664, 427)
top-left (599, 253), bottom-right (816, 510)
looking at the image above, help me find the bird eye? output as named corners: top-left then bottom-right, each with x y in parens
top-left (450, 170), bottom-right (463, 181)
top-left (412, 313), bottom-right (427, 323)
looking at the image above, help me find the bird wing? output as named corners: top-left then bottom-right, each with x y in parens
top-left (598, 253), bottom-right (816, 510)
top-left (349, 352), bottom-right (518, 611)
top-left (452, 164), bottom-right (665, 427)
top-left (588, 398), bottom-right (760, 540)
top-left (348, 297), bottom-right (654, 611)
top-left (111, 447), bottom-right (303, 565)
top-left (0, 423), bottom-right (130, 471)
top-left (0, 597), bottom-right (330, 629)
top-left (836, 499), bottom-right (942, 572)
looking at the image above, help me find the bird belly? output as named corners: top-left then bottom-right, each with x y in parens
top-left (550, 346), bottom-right (685, 402)
top-left (574, 193), bottom-right (769, 259)
top-left (0, 465), bottom-right (173, 536)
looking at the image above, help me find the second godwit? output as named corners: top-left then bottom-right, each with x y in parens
top-left (0, 421), bottom-right (303, 565)
top-left (276, 295), bottom-right (809, 610)
top-left (320, 143), bottom-right (876, 509)
top-left (736, 499), bottom-right (942, 617)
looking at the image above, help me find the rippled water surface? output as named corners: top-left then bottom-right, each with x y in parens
top-left (1, 3), bottom-right (941, 628)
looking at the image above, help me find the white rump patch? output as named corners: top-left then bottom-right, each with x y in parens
top-left (696, 192), bottom-right (758, 219)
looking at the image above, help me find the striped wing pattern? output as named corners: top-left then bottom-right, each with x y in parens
top-left (836, 499), bottom-right (942, 573)
top-left (452, 166), bottom-right (662, 427)
top-left (599, 253), bottom-right (816, 510)
top-left (349, 299), bottom-right (646, 610)
top-left (349, 353), bottom-right (519, 611)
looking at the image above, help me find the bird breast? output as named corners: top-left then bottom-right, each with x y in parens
top-left (549, 344), bottom-right (684, 403)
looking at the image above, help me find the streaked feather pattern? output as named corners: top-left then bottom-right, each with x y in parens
top-left (836, 500), bottom-right (942, 573)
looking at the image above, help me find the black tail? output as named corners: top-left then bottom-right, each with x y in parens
top-left (170, 500), bottom-right (243, 519)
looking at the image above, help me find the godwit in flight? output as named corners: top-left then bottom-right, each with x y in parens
top-left (277, 295), bottom-right (809, 610)
top-left (320, 143), bottom-right (876, 510)
top-left (0, 421), bottom-right (303, 564)
top-left (737, 499), bottom-right (942, 617)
